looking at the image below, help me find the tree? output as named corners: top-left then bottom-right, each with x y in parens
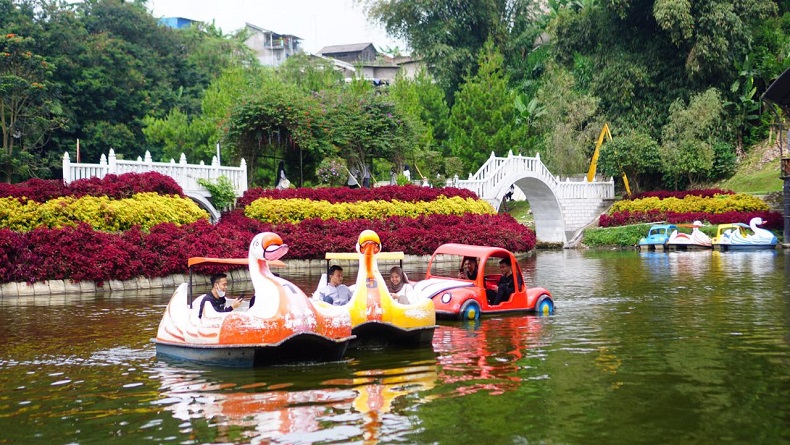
top-left (597, 131), bottom-right (662, 193)
top-left (0, 33), bottom-right (64, 182)
top-left (143, 66), bottom-right (270, 163)
top-left (388, 68), bottom-right (449, 172)
top-left (533, 64), bottom-right (600, 175)
top-left (277, 53), bottom-right (343, 93)
top-left (659, 88), bottom-right (726, 189)
top-left (321, 87), bottom-right (416, 180)
top-left (226, 77), bottom-right (329, 187)
top-left (361, 0), bottom-right (541, 102)
top-left (447, 40), bottom-right (525, 173)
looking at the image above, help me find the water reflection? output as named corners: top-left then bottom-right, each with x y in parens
top-left (432, 316), bottom-right (548, 397)
top-left (0, 250), bottom-right (788, 444)
top-left (154, 350), bottom-right (437, 444)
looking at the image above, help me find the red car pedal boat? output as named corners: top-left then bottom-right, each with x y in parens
top-left (413, 244), bottom-right (554, 320)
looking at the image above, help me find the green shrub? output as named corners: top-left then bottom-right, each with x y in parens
top-left (197, 176), bottom-right (237, 210)
top-left (583, 224), bottom-right (652, 247)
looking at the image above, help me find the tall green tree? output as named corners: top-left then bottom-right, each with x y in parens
top-left (659, 88), bottom-right (726, 189)
top-left (447, 40), bottom-right (525, 173)
top-left (0, 32), bottom-right (64, 182)
top-left (388, 68), bottom-right (450, 172)
top-left (361, 0), bottom-right (541, 102)
top-left (533, 64), bottom-right (600, 175)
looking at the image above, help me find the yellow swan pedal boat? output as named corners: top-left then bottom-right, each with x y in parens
top-left (316, 230), bottom-right (436, 349)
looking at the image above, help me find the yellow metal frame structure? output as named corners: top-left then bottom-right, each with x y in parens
top-left (586, 123), bottom-right (631, 196)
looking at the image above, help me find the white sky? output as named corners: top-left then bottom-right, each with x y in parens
top-left (147, 0), bottom-right (407, 54)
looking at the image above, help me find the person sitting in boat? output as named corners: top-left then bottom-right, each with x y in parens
top-left (458, 257), bottom-right (478, 280)
top-left (388, 266), bottom-right (416, 305)
top-left (198, 273), bottom-right (243, 318)
top-left (316, 265), bottom-right (353, 306)
top-left (489, 257), bottom-right (524, 305)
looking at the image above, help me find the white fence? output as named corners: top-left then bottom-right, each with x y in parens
top-left (62, 149), bottom-right (248, 197)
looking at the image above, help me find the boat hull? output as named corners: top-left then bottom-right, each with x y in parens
top-left (350, 322), bottom-right (436, 349)
top-left (155, 333), bottom-right (352, 367)
top-left (714, 243), bottom-right (777, 251)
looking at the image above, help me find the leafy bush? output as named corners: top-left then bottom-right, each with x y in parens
top-left (0, 211), bottom-right (536, 284)
top-left (583, 224), bottom-right (652, 247)
top-left (197, 175), bottom-right (236, 209)
top-left (244, 196), bottom-right (495, 224)
top-left (0, 172), bottom-right (184, 202)
top-left (315, 158), bottom-right (347, 187)
top-left (0, 193), bottom-right (208, 232)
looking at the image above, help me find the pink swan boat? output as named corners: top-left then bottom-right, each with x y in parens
top-left (666, 221), bottom-right (712, 250)
top-left (155, 232), bottom-right (354, 367)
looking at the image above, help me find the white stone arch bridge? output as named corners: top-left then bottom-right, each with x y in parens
top-left (448, 151), bottom-right (615, 246)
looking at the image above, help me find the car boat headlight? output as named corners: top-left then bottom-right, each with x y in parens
top-left (441, 293), bottom-right (452, 304)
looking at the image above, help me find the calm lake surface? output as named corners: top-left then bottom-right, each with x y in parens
top-left (1, 249), bottom-right (789, 444)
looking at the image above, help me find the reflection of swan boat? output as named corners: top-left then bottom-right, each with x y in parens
top-left (638, 224), bottom-right (677, 250)
top-left (320, 230), bottom-right (437, 348)
top-left (155, 232), bottom-right (354, 367)
top-left (711, 217), bottom-right (778, 251)
top-left (157, 352), bottom-right (437, 443)
top-left (667, 221), bottom-right (712, 250)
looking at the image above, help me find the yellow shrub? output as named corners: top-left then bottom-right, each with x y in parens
top-left (244, 196), bottom-right (495, 224)
top-left (609, 193), bottom-right (769, 214)
top-left (0, 193), bottom-right (208, 232)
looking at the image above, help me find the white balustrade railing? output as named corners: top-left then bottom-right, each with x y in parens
top-left (449, 150), bottom-right (614, 201)
top-left (63, 149), bottom-right (248, 197)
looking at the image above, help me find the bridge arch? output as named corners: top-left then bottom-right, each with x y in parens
top-left (450, 151), bottom-right (615, 246)
top-left (185, 193), bottom-right (221, 224)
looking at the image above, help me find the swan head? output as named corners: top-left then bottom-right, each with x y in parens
top-left (249, 232), bottom-right (289, 262)
top-left (750, 217), bottom-right (764, 226)
top-left (356, 229), bottom-right (381, 255)
top-left (692, 220), bottom-right (703, 227)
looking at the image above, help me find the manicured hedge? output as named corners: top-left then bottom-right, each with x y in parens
top-left (609, 193), bottom-right (768, 214)
top-left (628, 189), bottom-right (734, 200)
top-left (0, 193), bottom-right (208, 232)
top-left (600, 210), bottom-right (783, 230)
top-left (244, 196), bottom-right (495, 224)
top-left (0, 172), bottom-right (184, 202)
top-left (0, 212), bottom-right (536, 284)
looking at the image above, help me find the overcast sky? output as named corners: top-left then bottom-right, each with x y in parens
top-left (147, 0), bottom-right (407, 54)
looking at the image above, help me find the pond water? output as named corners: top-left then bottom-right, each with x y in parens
top-left (0, 249), bottom-right (789, 444)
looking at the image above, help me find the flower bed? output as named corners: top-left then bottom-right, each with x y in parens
top-left (244, 196), bottom-right (494, 224)
top-left (601, 189), bottom-right (781, 230)
top-left (0, 172), bottom-right (184, 202)
top-left (0, 178), bottom-right (536, 284)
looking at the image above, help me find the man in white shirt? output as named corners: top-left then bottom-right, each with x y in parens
top-left (316, 265), bottom-right (352, 305)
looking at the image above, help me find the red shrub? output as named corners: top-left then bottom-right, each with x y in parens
top-left (600, 210), bottom-right (783, 230)
top-left (629, 189), bottom-right (734, 200)
top-left (0, 172), bottom-right (184, 203)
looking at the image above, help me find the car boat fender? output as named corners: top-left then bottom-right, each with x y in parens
top-left (535, 294), bottom-right (554, 316)
top-left (459, 299), bottom-right (481, 321)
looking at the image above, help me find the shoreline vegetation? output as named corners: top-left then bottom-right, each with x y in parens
top-left (0, 173), bottom-right (536, 289)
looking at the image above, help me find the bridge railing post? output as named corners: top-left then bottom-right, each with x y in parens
top-left (62, 152), bottom-right (71, 184)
